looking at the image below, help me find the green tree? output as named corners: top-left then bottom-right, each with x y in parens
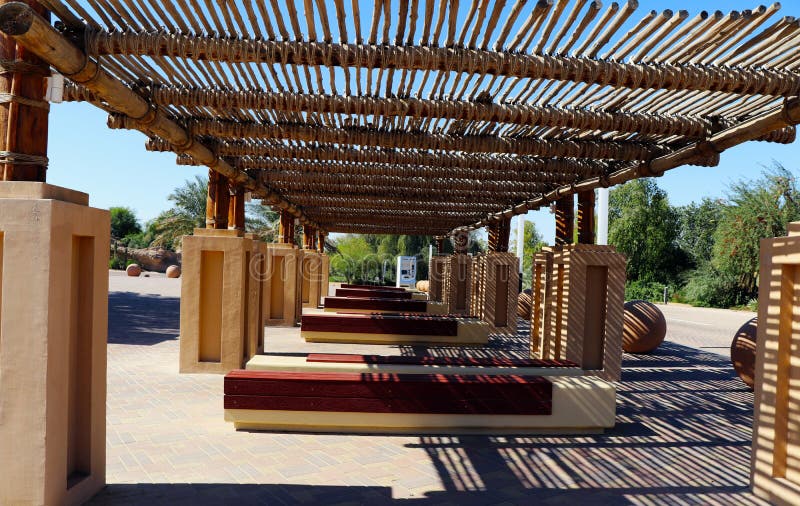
top-left (329, 235), bottom-right (378, 283)
top-left (608, 179), bottom-right (688, 290)
top-left (109, 206), bottom-right (141, 240)
top-left (711, 165), bottom-right (800, 303)
top-left (150, 175), bottom-right (208, 250)
top-left (676, 198), bottom-right (724, 267)
top-left (246, 203), bottom-right (279, 242)
top-left (512, 220), bottom-right (545, 289)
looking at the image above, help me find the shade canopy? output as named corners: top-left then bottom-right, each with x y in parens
top-left (16, 0), bottom-right (800, 235)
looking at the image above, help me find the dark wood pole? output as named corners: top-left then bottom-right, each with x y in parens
top-left (0, 0), bottom-right (49, 182)
top-left (488, 217), bottom-right (511, 252)
top-left (303, 225), bottom-right (316, 249)
top-left (577, 190), bottom-right (596, 244)
top-left (213, 174), bottom-right (230, 229)
top-left (205, 168), bottom-right (218, 228)
top-left (279, 209), bottom-right (293, 244)
top-left (555, 195), bottom-right (575, 246)
top-left (317, 231), bottom-right (326, 253)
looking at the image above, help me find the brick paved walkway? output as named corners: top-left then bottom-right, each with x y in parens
top-left (91, 277), bottom-right (765, 505)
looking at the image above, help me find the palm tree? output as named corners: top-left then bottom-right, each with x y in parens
top-left (150, 176), bottom-right (207, 250)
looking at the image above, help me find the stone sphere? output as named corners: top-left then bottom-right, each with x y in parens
top-left (166, 265), bottom-right (182, 278)
top-left (517, 289), bottom-right (533, 320)
top-left (126, 264), bottom-right (142, 277)
top-left (622, 300), bottom-right (667, 353)
top-left (731, 317), bottom-right (757, 390)
top-left (416, 280), bottom-right (430, 292)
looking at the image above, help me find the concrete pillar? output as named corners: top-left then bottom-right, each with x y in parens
top-left (429, 255), bottom-right (447, 303)
top-left (442, 254), bottom-right (472, 315)
top-left (535, 244), bottom-right (625, 381)
top-left (264, 242), bottom-right (300, 326)
top-left (179, 229), bottom-right (262, 373)
top-left (481, 252), bottom-right (520, 335)
top-left (752, 222), bottom-right (800, 505)
top-left (0, 182), bottom-right (109, 506)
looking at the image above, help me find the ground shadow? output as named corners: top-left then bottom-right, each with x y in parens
top-left (108, 292), bottom-right (180, 345)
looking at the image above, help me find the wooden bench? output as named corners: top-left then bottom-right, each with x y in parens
top-left (335, 288), bottom-right (413, 299)
top-left (341, 283), bottom-right (407, 292)
top-left (301, 313), bottom-right (490, 345)
top-left (323, 296), bottom-right (447, 315)
top-left (223, 370), bottom-right (616, 434)
top-left (244, 353), bottom-right (583, 377)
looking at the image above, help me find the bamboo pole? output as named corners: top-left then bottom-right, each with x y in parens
top-left (84, 31), bottom-right (800, 97)
top-left (0, 2), bottom-right (321, 229)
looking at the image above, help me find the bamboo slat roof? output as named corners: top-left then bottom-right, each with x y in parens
top-left (33, 0), bottom-right (800, 235)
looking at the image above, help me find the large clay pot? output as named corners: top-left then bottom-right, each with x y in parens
top-left (731, 317), bottom-right (757, 390)
top-left (416, 280), bottom-right (430, 292)
top-left (623, 300), bottom-right (667, 353)
top-left (517, 289), bottom-right (533, 320)
top-left (166, 265), bottom-right (181, 279)
top-left (126, 264), bottom-right (142, 277)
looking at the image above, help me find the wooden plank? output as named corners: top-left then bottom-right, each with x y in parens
top-left (301, 314), bottom-right (459, 335)
top-left (306, 353), bottom-right (579, 368)
top-left (323, 296), bottom-right (428, 312)
top-left (335, 288), bottom-right (413, 299)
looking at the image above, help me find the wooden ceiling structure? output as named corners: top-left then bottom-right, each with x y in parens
top-left (2, 0), bottom-right (800, 236)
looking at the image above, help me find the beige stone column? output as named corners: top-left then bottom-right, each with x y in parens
top-left (0, 182), bottom-right (109, 506)
top-left (179, 229), bottom-right (262, 373)
top-left (481, 252), bottom-right (520, 335)
top-left (752, 222), bottom-right (800, 505)
top-left (264, 242), bottom-right (300, 326)
top-left (429, 255), bottom-right (447, 303)
top-left (544, 244), bottom-right (625, 381)
top-left (443, 254), bottom-right (473, 315)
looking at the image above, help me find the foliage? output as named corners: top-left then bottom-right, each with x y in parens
top-left (710, 165), bottom-right (800, 301)
top-left (513, 220), bottom-right (546, 290)
top-left (680, 264), bottom-right (744, 308)
top-left (625, 280), bottom-right (668, 302)
top-left (609, 179), bottom-right (688, 285)
top-left (246, 203), bottom-right (279, 242)
top-left (109, 206), bottom-right (142, 240)
top-left (148, 175), bottom-right (207, 250)
top-left (676, 198), bottom-right (724, 267)
top-left (329, 235), bottom-right (381, 284)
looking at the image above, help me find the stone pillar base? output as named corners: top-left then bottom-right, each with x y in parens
top-left (318, 254), bottom-right (330, 301)
top-left (179, 229), bottom-right (261, 374)
top-left (752, 223), bottom-right (800, 505)
top-left (0, 182), bottom-right (109, 506)
top-left (537, 245), bottom-right (625, 381)
top-left (265, 243), bottom-right (300, 326)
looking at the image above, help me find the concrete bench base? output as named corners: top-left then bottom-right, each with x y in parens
top-left (246, 354), bottom-right (582, 377)
top-left (224, 376), bottom-right (615, 434)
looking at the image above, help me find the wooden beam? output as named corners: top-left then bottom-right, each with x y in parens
top-left (67, 83), bottom-right (711, 138)
top-left (0, 3), bottom-right (321, 229)
top-left (453, 97), bottom-right (800, 233)
top-left (86, 33), bottom-right (800, 97)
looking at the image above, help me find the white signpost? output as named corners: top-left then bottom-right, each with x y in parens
top-left (396, 256), bottom-right (417, 288)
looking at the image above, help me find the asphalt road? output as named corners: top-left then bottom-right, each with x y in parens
top-left (658, 303), bottom-right (756, 356)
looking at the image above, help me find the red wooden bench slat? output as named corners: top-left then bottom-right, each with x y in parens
top-left (301, 314), bottom-right (459, 336)
top-left (323, 297), bottom-right (428, 312)
top-left (336, 288), bottom-right (413, 299)
top-left (306, 353), bottom-right (579, 368)
top-left (224, 394), bottom-right (551, 415)
top-left (341, 284), bottom-right (407, 292)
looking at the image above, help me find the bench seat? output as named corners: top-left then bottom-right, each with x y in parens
top-left (340, 283), bottom-right (407, 292)
top-left (224, 370), bottom-right (616, 434)
top-left (323, 296), bottom-right (447, 315)
top-left (301, 313), bottom-right (490, 345)
top-left (336, 288), bottom-right (413, 299)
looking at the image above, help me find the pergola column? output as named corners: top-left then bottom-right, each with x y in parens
top-left (265, 208), bottom-right (301, 325)
top-left (205, 169), bottom-right (231, 229)
top-left (0, 4), bottom-right (108, 504)
top-left (577, 190), bottom-right (596, 245)
top-left (301, 225), bottom-right (323, 308)
top-left (227, 184), bottom-right (245, 231)
top-left (477, 217), bottom-right (519, 333)
top-left (555, 195), bottom-right (575, 245)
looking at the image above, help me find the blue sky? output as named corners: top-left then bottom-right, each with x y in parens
top-left (44, 0), bottom-right (798, 244)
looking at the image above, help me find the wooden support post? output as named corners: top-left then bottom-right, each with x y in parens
top-left (577, 190), bottom-right (596, 244)
top-left (0, 0), bottom-right (49, 183)
top-left (555, 196), bottom-right (575, 246)
top-left (213, 175), bottom-right (230, 230)
top-left (228, 184), bottom-right (245, 231)
top-left (303, 225), bottom-right (316, 249)
top-left (317, 231), bottom-right (326, 253)
top-left (205, 169), bottom-right (218, 228)
top-left (279, 209), bottom-right (293, 244)
top-left (435, 237), bottom-right (445, 254)
top-left (488, 217), bottom-right (511, 252)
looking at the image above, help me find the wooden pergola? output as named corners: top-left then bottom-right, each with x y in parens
top-left (1, 0), bottom-right (800, 239)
